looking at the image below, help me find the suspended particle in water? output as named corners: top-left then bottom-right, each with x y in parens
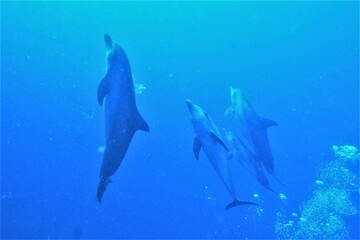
top-left (98, 146), bottom-right (106, 153)
top-left (315, 180), bottom-right (324, 185)
top-left (256, 208), bottom-right (264, 216)
top-left (135, 83), bottom-right (146, 95)
top-left (291, 212), bottom-right (298, 217)
top-left (279, 193), bottom-right (287, 200)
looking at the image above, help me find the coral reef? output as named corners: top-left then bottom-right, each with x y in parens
top-left (275, 145), bottom-right (359, 239)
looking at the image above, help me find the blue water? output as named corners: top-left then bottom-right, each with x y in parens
top-left (1, 2), bottom-right (359, 239)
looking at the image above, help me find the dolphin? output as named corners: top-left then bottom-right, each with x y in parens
top-left (97, 34), bottom-right (149, 203)
top-left (223, 129), bottom-right (278, 194)
top-left (186, 99), bottom-right (257, 210)
top-left (224, 87), bottom-right (279, 182)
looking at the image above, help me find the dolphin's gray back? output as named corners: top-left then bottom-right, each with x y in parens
top-left (224, 88), bottom-right (280, 191)
top-left (97, 35), bottom-right (149, 203)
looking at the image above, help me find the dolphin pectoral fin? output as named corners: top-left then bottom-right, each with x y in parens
top-left (224, 107), bottom-right (234, 118)
top-left (193, 137), bottom-right (202, 160)
top-left (210, 131), bottom-right (229, 152)
top-left (136, 113), bottom-right (150, 132)
top-left (97, 178), bottom-right (112, 204)
top-left (258, 116), bottom-right (278, 128)
top-left (225, 199), bottom-right (258, 211)
top-left (97, 75), bottom-right (110, 106)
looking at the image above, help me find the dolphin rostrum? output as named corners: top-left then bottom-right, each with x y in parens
top-left (97, 34), bottom-right (149, 203)
top-left (224, 86), bottom-right (281, 185)
top-left (186, 99), bottom-right (257, 210)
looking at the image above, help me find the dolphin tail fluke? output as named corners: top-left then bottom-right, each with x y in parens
top-left (97, 178), bottom-right (112, 204)
top-left (225, 199), bottom-right (258, 211)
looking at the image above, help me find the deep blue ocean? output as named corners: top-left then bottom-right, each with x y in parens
top-left (1, 1), bottom-right (359, 239)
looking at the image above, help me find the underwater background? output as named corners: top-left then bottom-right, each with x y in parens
top-left (1, 1), bottom-right (359, 239)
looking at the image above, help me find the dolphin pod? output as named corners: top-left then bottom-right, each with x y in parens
top-left (97, 34), bottom-right (149, 204)
top-left (186, 100), bottom-right (257, 210)
top-left (95, 34), bottom-right (280, 209)
top-left (224, 86), bottom-right (281, 193)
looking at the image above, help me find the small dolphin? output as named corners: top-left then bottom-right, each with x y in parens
top-left (224, 87), bottom-right (256, 156)
top-left (224, 87), bottom-right (279, 182)
top-left (97, 34), bottom-right (150, 203)
top-left (186, 100), bottom-right (257, 210)
top-left (224, 129), bottom-right (278, 194)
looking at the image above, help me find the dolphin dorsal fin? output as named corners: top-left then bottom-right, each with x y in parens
top-left (136, 112), bottom-right (150, 132)
top-left (210, 131), bottom-right (229, 152)
top-left (193, 137), bottom-right (201, 160)
top-left (258, 116), bottom-right (278, 128)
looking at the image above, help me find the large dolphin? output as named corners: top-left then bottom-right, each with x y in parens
top-left (186, 99), bottom-right (257, 210)
top-left (97, 34), bottom-right (149, 203)
top-left (224, 86), bottom-right (280, 183)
